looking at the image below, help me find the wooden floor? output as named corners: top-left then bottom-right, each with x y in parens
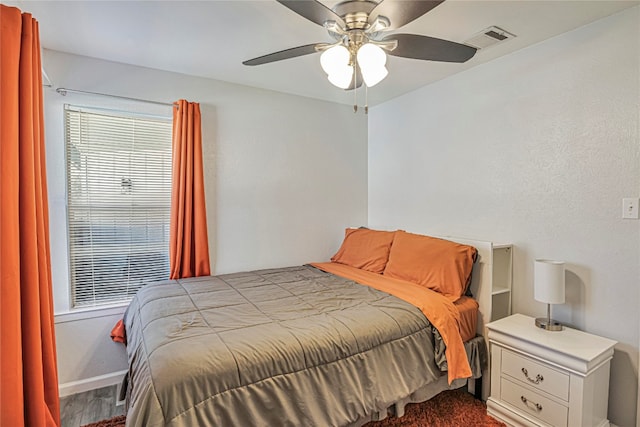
top-left (60, 385), bottom-right (124, 427)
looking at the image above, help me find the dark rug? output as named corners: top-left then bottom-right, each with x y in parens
top-left (362, 388), bottom-right (505, 427)
top-left (82, 389), bottom-right (505, 427)
top-left (82, 415), bottom-right (126, 427)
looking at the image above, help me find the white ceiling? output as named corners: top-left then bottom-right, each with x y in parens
top-left (6, 0), bottom-right (638, 106)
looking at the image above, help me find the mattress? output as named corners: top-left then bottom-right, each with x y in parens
top-left (122, 265), bottom-right (483, 426)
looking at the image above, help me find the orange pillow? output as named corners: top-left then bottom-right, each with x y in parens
top-left (383, 231), bottom-right (477, 301)
top-left (331, 228), bottom-right (396, 274)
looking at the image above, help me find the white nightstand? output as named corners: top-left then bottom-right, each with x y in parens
top-left (486, 314), bottom-right (616, 427)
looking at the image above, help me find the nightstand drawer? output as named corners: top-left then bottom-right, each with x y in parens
top-left (502, 349), bottom-right (569, 400)
top-left (501, 377), bottom-right (568, 427)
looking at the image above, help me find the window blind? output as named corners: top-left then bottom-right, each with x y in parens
top-left (65, 105), bottom-right (172, 308)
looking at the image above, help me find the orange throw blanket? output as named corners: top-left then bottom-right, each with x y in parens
top-left (311, 262), bottom-right (472, 384)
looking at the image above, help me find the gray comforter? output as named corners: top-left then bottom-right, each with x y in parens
top-left (123, 265), bottom-right (460, 426)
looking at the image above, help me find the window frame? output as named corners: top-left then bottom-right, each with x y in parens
top-left (63, 104), bottom-right (173, 310)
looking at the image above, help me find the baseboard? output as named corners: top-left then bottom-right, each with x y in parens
top-left (59, 370), bottom-right (127, 397)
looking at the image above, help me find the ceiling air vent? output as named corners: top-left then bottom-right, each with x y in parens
top-left (464, 26), bottom-right (516, 50)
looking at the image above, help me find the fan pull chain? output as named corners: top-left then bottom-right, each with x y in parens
top-left (364, 85), bottom-right (368, 115)
top-left (353, 64), bottom-right (358, 113)
top-left (351, 61), bottom-right (370, 114)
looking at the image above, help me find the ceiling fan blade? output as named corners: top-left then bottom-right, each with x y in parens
top-left (277, 0), bottom-right (345, 28)
top-left (243, 43), bottom-right (324, 66)
top-left (346, 67), bottom-right (363, 91)
top-left (369, 0), bottom-right (444, 30)
top-left (383, 34), bottom-right (477, 63)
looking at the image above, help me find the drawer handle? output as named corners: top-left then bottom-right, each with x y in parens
top-left (521, 367), bottom-right (543, 384)
top-left (521, 395), bottom-right (543, 411)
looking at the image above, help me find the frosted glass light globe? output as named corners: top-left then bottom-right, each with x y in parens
top-left (357, 43), bottom-right (388, 87)
top-left (320, 45), bottom-right (350, 75)
top-left (327, 65), bottom-right (354, 89)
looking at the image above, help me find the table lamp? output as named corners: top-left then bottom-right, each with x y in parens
top-left (534, 259), bottom-right (565, 331)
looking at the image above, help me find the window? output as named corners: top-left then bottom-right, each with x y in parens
top-left (65, 105), bottom-right (172, 308)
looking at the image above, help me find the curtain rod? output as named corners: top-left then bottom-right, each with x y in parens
top-left (56, 87), bottom-right (176, 108)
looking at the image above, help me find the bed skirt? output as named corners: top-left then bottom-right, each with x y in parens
top-left (352, 335), bottom-right (487, 426)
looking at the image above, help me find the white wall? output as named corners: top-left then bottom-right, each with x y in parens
top-left (43, 50), bottom-right (368, 393)
top-left (368, 7), bottom-right (639, 427)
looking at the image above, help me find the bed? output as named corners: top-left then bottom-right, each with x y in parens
top-left (120, 230), bottom-right (495, 426)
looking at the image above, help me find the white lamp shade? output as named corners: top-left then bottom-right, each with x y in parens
top-left (357, 43), bottom-right (388, 87)
top-left (534, 259), bottom-right (566, 304)
top-left (320, 45), bottom-right (350, 75)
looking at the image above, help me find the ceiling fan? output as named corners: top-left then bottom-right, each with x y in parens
top-left (243, 0), bottom-right (477, 90)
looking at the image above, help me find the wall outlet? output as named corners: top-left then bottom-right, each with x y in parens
top-left (622, 198), bottom-right (639, 219)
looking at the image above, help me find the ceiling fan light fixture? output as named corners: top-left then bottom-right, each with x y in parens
top-left (356, 43), bottom-right (388, 87)
top-left (321, 44), bottom-right (354, 89)
top-left (246, 0), bottom-right (479, 92)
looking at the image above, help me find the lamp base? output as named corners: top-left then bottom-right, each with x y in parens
top-left (535, 317), bottom-right (563, 331)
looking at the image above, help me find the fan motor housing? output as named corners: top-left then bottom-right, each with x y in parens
top-left (332, 0), bottom-right (378, 17)
top-left (343, 12), bottom-right (369, 30)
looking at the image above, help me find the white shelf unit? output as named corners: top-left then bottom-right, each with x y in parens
top-left (490, 244), bottom-right (513, 322)
top-left (444, 238), bottom-right (513, 332)
top-left (446, 238), bottom-right (513, 402)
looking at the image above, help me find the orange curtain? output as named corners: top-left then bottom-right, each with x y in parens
top-left (1, 5), bottom-right (61, 427)
top-left (169, 100), bottom-right (211, 279)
